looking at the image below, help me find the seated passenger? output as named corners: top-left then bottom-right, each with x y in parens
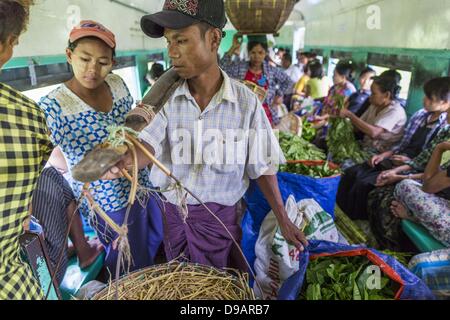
top-left (272, 90), bottom-right (289, 120)
top-left (347, 67), bottom-right (376, 114)
top-left (337, 77), bottom-right (450, 220)
top-left (336, 75), bottom-right (407, 169)
top-left (304, 59), bottom-right (331, 100)
top-left (31, 165), bottom-right (103, 284)
top-left (391, 141), bottom-right (450, 247)
top-left (292, 64), bottom-right (310, 103)
top-left (311, 62), bottom-right (357, 149)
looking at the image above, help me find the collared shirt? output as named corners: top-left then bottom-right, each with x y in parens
top-left (139, 69), bottom-right (285, 206)
top-left (392, 109), bottom-right (447, 154)
top-left (220, 55), bottom-right (294, 125)
top-left (39, 74), bottom-right (153, 215)
top-left (284, 64), bottom-right (303, 84)
top-left (0, 82), bottom-right (53, 300)
top-left (407, 125), bottom-right (450, 171)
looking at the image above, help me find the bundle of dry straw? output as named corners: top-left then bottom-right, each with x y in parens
top-left (92, 261), bottom-right (256, 300)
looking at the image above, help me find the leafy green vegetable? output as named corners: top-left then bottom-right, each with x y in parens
top-left (278, 131), bottom-right (326, 161)
top-left (301, 119), bottom-right (316, 142)
top-left (326, 95), bottom-right (368, 164)
top-left (298, 256), bottom-right (399, 300)
top-left (280, 162), bottom-right (341, 178)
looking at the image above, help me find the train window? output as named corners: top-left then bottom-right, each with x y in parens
top-left (148, 60), bottom-right (167, 71)
top-left (112, 66), bottom-right (140, 101)
top-left (368, 65), bottom-right (412, 100)
top-left (327, 58), bottom-right (340, 80)
top-left (22, 84), bottom-right (60, 102)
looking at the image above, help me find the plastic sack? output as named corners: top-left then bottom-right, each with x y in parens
top-left (242, 171), bottom-right (341, 278)
top-left (253, 196), bottom-right (339, 299)
top-left (278, 240), bottom-right (435, 300)
top-left (409, 249), bottom-right (450, 300)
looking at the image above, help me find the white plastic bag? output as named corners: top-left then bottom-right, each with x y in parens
top-left (253, 196), bottom-right (338, 299)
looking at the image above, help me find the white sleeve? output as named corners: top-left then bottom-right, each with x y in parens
top-left (138, 108), bottom-right (168, 158)
top-left (246, 96), bottom-right (286, 180)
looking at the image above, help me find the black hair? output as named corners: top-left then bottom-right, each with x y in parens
top-left (380, 69), bottom-right (402, 85)
top-left (307, 60), bottom-right (324, 79)
top-left (283, 53), bottom-right (292, 63)
top-left (248, 41), bottom-right (268, 53)
top-left (275, 89), bottom-right (283, 97)
top-left (67, 37), bottom-right (116, 58)
top-left (0, 0), bottom-right (33, 44)
top-left (360, 66), bottom-right (376, 77)
top-left (373, 76), bottom-right (401, 100)
top-left (195, 22), bottom-right (214, 40)
top-left (335, 62), bottom-right (354, 82)
top-left (149, 63), bottom-right (165, 80)
top-left (424, 77), bottom-right (450, 102)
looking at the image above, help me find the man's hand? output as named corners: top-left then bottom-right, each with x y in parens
top-left (100, 152), bottom-right (133, 180)
top-left (278, 218), bottom-right (309, 252)
top-left (390, 155), bottom-right (411, 166)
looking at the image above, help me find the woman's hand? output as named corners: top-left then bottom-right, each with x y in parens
top-left (390, 155), bottom-right (411, 166)
top-left (375, 170), bottom-right (403, 187)
top-left (229, 34), bottom-right (242, 56)
top-left (436, 141), bottom-right (450, 152)
top-left (369, 154), bottom-right (385, 168)
top-left (338, 108), bottom-right (352, 119)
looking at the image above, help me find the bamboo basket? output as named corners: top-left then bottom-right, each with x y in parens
top-left (225, 0), bottom-right (299, 35)
top-left (92, 261), bottom-right (256, 300)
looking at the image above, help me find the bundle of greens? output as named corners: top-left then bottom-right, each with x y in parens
top-left (326, 95), bottom-right (367, 164)
top-left (301, 118), bottom-right (317, 142)
top-left (280, 161), bottom-right (341, 178)
top-left (278, 131), bottom-right (326, 161)
top-left (298, 256), bottom-right (399, 300)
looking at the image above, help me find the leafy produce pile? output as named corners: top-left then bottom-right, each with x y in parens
top-left (298, 256), bottom-right (399, 300)
top-left (281, 161), bottom-right (341, 178)
top-left (278, 131), bottom-right (326, 161)
top-left (301, 118), bottom-right (316, 142)
top-left (277, 131), bottom-right (340, 177)
top-left (326, 95), bottom-right (367, 164)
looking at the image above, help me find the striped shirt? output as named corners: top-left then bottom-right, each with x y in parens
top-left (408, 125), bottom-right (450, 172)
top-left (139, 69), bottom-right (285, 206)
top-left (0, 82), bottom-right (53, 300)
top-left (392, 109), bottom-right (447, 154)
top-left (39, 74), bottom-right (153, 215)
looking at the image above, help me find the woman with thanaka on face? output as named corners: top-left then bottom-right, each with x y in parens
top-left (38, 21), bottom-right (163, 277)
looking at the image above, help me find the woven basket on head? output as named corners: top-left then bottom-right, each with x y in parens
top-left (225, 0), bottom-right (299, 35)
top-left (92, 261), bottom-right (256, 300)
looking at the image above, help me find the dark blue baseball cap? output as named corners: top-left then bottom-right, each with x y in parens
top-left (141, 0), bottom-right (227, 38)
